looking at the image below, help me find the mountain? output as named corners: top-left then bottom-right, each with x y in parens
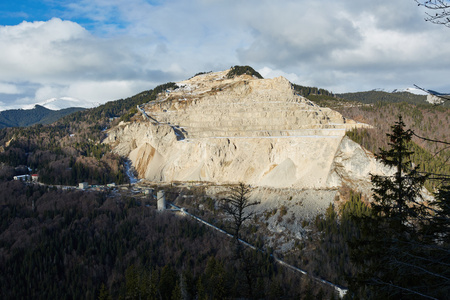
top-left (0, 105), bottom-right (85, 128)
top-left (391, 87), bottom-right (428, 95)
top-left (105, 68), bottom-right (391, 220)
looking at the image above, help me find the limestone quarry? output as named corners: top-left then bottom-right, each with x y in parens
top-left (105, 68), bottom-right (390, 241)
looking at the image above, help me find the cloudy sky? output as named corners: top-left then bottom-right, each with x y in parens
top-left (0, 0), bottom-right (449, 110)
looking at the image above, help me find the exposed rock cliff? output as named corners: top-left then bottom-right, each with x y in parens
top-left (106, 69), bottom-right (377, 193)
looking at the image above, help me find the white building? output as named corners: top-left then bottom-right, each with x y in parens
top-left (79, 182), bottom-right (89, 189)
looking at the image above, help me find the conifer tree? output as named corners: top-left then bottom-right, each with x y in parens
top-left (370, 115), bottom-right (427, 231)
top-left (348, 115), bottom-right (436, 299)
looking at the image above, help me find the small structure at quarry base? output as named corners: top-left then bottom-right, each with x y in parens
top-left (105, 68), bottom-right (390, 222)
top-left (157, 190), bottom-right (166, 211)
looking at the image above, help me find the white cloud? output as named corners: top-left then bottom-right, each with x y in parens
top-left (0, 18), bottom-right (88, 82)
top-left (0, 83), bottom-right (21, 94)
top-left (35, 85), bottom-right (69, 101)
top-left (258, 67), bottom-right (300, 83)
top-left (0, 17), bottom-right (183, 109)
top-left (1, 0), bottom-right (450, 110)
top-left (230, 1), bottom-right (450, 92)
top-left (66, 80), bottom-right (156, 102)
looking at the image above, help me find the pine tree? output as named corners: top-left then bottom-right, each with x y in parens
top-left (370, 115), bottom-right (427, 231)
top-left (348, 115), bottom-right (435, 299)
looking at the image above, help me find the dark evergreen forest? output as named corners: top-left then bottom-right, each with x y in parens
top-left (0, 180), bottom-right (335, 299)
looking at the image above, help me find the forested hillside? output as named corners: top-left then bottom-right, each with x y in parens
top-left (335, 102), bottom-right (449, 191)
top-left (0, 180), bottom-right (331, 299)
top-left (337, 90), bottom-right (428, 106)
top-left (0, 105), bottom-right (85, 128)
top-left (293, 84), bottom-right (433, 108)
top-left (291, 83), bottom-right (357, 108)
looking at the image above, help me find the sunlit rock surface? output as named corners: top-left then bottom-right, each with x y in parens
top-left (107, 70), bottom-right (374, 189)
top-left (105, 69), bottom-right (385, 230)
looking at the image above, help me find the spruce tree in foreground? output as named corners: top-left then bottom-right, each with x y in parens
top-left (347, 116), bottom-right (450, 300)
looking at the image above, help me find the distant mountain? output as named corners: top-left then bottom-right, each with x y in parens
top-left (391, 87), bottom-right (428, 95)
top-left (22, 97), bottom-right (100, 111)
top-left (0, 105), bottom-right (85, 128)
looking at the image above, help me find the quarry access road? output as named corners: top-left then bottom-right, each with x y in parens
top-left (167, 202), bottom-right (348, 299)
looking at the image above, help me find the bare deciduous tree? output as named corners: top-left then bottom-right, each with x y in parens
top-left (221, 183), bottom-right (261, 299)
top-left (221, 182), bottom-right (260, 241)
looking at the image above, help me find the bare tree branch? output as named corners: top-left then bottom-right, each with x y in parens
top-left (412, 131), bottom-right (450, 145)
top-left (372, 277), bottom-right (440, 299)
top-left (415, 0), bottom-right (450, 27)
top-left (391, 257), bottom-right (450, 281)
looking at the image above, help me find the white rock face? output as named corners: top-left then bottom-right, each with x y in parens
top-left (327, 136), bottom-right (393, 196)
top-left (106, 70), bottom-right (376, 191)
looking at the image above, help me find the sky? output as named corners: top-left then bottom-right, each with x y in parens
top-left (0, 0), bottom-right (449, 110)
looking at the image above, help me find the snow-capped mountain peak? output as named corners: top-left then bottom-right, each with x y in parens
top-left (22, 97), bottom-right (100, 111)
top-left (391, 87), bottom-right (428, 95)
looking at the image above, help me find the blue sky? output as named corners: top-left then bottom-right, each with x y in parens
top-left (1, 0), bottom-right (450, 110)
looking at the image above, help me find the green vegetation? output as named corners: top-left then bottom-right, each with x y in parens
top-left (292, 83), bottom-right (336, 98)
top-left (190, 71), bottom-right (212, 79)
top-left (346, 127), bottom-right (450, 191)
top-left (343, 102), bottom-right (450, 191)
top-left (291, 83), bottom-right (357, 108)
top-left (226, 65), bottom-right (263, 79)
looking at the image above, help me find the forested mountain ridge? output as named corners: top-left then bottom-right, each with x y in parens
top-left (0, 180), bottom-right (329, 299)
top-left (292, 84), bottom-right (434, 108)
top-left (337, 90), bottom-right (429, 106)
top-left (0, 105), bottom-right (85, 128)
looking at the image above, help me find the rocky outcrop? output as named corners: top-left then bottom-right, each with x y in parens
top-left (327, 136), bottom-right (393, 196)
